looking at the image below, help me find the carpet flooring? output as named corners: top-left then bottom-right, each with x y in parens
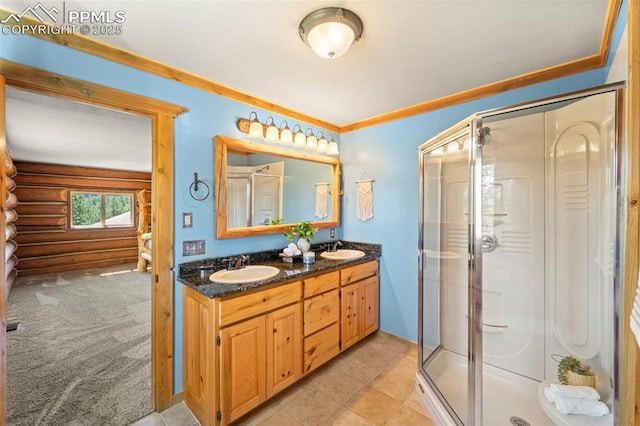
top-left (6, 264), bottom-right (153, 426)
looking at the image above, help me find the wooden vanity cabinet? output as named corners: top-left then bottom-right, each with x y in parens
top-left (340, 261), bottom-right (379, 351)
top-left (183, 259), bottom-right (379, 426)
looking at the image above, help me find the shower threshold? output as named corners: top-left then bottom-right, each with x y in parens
top-left (418, 349), bottom-right (552, 425)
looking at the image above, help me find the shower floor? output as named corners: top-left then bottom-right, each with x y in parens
top-left (420, 349), bottom-right (552, 425)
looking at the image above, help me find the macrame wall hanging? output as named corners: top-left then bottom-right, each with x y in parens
top-left (356, 174), bottom-right (374, 222)
top-left (315, 182), bottom-right (329, 219)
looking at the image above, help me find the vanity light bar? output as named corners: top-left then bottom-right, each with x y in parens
top-left (236, 113), bottom-right (339, 155)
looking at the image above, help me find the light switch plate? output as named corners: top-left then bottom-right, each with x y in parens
top-left (183, 212), bottom-right (193, 228)
top-left (183, 240), bottom-right (205, 256)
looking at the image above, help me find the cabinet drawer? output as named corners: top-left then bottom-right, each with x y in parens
top-left (304, 289), bottom-right (339, 336)
top-left (220, 281), bottom-right (302, 327)
top-left (304, 271), bottom-right (339, 298)
top-left (304, 322), bottom-right (340, 374)
top-left (340, 260), bottom-right (378, 286)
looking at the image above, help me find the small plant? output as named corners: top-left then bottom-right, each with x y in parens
top-left (284, 220), bottom-right (318, 243)
top-left (557, 355), bottom-right (582, 385)
top-left (269, 218), bottom-right (284, 225)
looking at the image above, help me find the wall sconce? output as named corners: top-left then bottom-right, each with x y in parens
top-left (317, 132), bottom-right (328, 153)
top-left (264, 116), bottom-right (279, 143)
top-left (236, 112), bottom-right (339, 156)
top-left (280, 121), bottom-right (293, 145)
top-left (248, 111), bottom-right (264, 139)
top-left (293, 124), bottom-right (306, 147)
top-left (305, 129), bottom-right (318, 150)
top-left (327, 136), bottom-right (339, 155)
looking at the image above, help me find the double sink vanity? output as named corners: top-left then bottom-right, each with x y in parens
top-left (178, 135), bottom-right (381, 425)
top-left (178, 241), bottom-right (381, 425)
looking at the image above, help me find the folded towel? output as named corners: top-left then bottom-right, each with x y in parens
top-left (283, 247), bottom-right (295, 257)
top-left (545, 384), bottom-right (600, 402)
top-left (554, 398), bottom-right (609, 416)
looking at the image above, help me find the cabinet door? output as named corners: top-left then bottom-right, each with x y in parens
top-left (220, 316), bottom-right (266, 423)
top-left (183, 289), bottom-right (216, 424)
top-left (266, 303), bottom-right (302, 398)
top-left (361, 276), bottom-right (379, 337)
top-left (341, 283), bottom-right (361, 350)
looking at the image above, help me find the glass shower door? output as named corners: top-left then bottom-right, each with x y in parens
top-left (419, 128), bottom-right (472, 424)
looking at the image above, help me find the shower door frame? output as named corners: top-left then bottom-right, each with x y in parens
top-left (418, 82), bottom-right (625, 425)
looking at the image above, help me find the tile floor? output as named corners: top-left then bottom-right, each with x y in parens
top-left (131, 331), bottom-right (435, 425)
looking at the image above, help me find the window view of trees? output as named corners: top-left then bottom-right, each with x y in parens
top-left (71, 192), bottom-right (133, 228)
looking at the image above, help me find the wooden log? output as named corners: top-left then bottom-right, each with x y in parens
top-left (5, 240), bottom-right (16, 262)
top-left (6, 192), bottom-right (17, 209)
top-left (5, 176), bottom-right (15, 192)
top-left (14, 228), bottom-right (133, 244)
top-left (16, 237), bottom-right (136, 258)
top-left (17, 258), bottom-right (139, 277)
top-left (6, 256), bottom-right (17, 279)
top-left (5, 154), bottom-right (16, 177)
top-left (15, 203), bottom-right (66, 216)
top-left (136, 189), bottom-right (151, 272)
top-left (5, 209), bottom-right (17, 224)
top-left (5, 223), bottom-right (16, 241)
top-left (14, 187), bottom-right (66, 202)
top-left (15, 161), bottom-right (150, 180)
top-left (17, 248), bottom-right (138, 270)
top-left (17, 216), bottom-right (66, 227)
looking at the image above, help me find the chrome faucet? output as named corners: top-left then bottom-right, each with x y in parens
top-left (222, 255), bottom-right (247, 270)
top-left (328, 241), bottom-right (342, 252)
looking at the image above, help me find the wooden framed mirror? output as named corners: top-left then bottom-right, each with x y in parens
top-left (214, 135), bottom-right (341, 239)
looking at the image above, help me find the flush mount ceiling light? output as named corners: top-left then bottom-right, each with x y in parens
top-left (299, 7), bottom-right (363, 59)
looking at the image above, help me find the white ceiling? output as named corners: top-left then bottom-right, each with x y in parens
top-left (5, 87), bottom-right (152, 172)
top-left (2, 0), bottom-right (612, 170)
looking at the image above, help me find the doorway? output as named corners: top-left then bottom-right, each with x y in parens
top-left (0, 60), bottom-right (186, 422)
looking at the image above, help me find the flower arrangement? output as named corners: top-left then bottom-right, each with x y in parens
top-left (284, 220), bottom-right (318, 243)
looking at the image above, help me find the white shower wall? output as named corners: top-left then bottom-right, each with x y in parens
top-left (437, 92), bottom-right (616, 398)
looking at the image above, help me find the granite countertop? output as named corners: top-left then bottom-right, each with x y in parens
top-left (178, 241), bottom-right (381, 299)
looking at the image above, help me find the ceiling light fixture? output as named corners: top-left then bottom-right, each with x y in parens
top-left (299, 7), bottom-right (363, 59)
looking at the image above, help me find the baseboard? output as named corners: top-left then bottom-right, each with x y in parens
top-left (171, 392), bottom-right (184, 406)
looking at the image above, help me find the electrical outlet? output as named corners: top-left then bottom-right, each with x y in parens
top-left (330, 228), bottom-right (335, 238)
top-left (183, 212), bottom-right (193, 228)
top-left (183, 240), bottom-right (205, 256)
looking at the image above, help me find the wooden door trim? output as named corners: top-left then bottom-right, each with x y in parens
top-left (0, 60), bottom-right (186, 413)
top-left (622, 0), bottom-right (639, 423)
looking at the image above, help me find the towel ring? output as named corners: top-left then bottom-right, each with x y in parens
top-left (189, 172), bottom-right (210, 201)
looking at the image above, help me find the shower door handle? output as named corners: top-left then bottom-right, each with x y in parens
top-left (481, 234), bottom-right (498, 253)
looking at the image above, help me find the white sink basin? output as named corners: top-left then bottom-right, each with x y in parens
top-left (209, 265), bottom-right (280, 284)
top-left (320, 249), bottom-right (366, 260)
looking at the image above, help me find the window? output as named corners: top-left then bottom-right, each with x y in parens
top-left (70, 191), bottom-right (134, 229)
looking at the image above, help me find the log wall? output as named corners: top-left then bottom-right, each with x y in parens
top-left (13, 162), bottom-right (151, 276)
top-left (5, 152), bottom-right (17, 297)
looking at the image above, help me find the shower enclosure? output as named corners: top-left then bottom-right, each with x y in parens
top-left (417, 85), bottom-right (623, 425)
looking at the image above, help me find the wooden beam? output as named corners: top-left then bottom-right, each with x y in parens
top-left (0, 59), bottom-right (187, 118)
top-left (151, 113), bottom-right (174, 411)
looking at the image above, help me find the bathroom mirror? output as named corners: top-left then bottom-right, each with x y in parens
top-left (214, 135), bottom-right (340, 239)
